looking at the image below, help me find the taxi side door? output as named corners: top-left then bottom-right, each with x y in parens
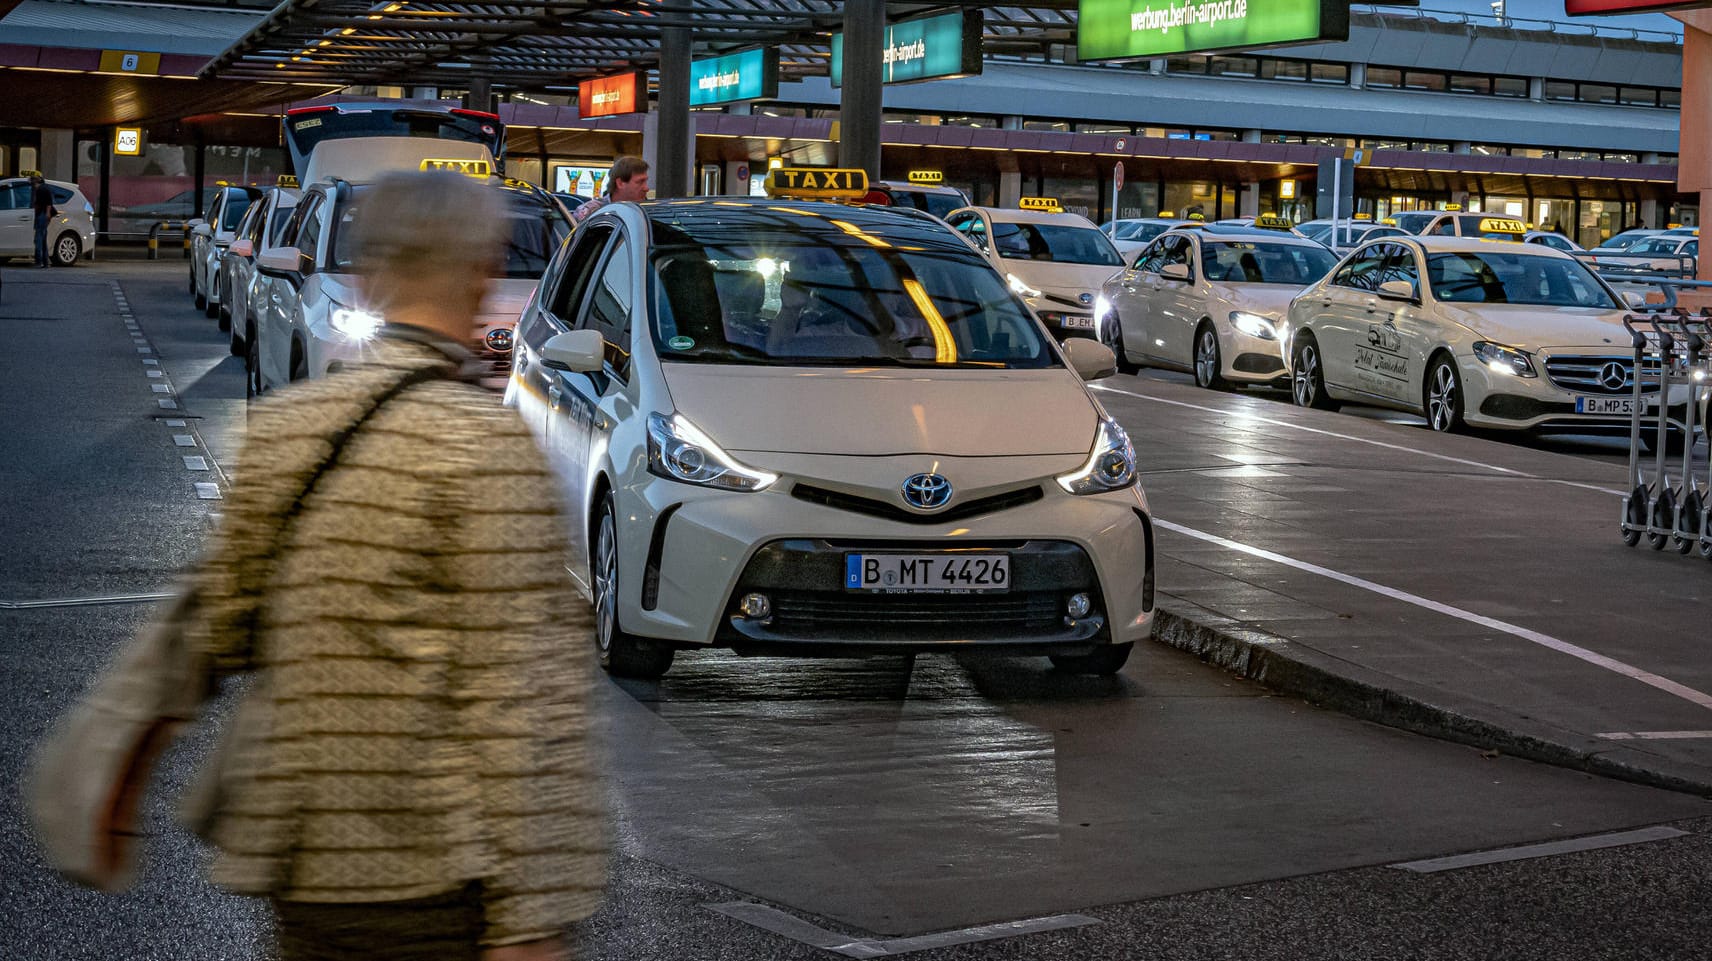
top-left (1305, 243), bottom-right (1389, 400)
top-left (0, 182), bottom-right (31, 255)
top-left (1106, 239), bottom-right (1164, 362)
top-left (1368, 243), bottom-right (1431, 407)
top-left (1150, 234), bottom-right (1201, 367)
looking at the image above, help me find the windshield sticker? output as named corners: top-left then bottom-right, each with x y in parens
top-left (668, 335), bottom-right (695, 351)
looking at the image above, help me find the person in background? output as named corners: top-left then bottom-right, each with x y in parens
top-left (31, 173), bottom-right (55, 268)
top-left (572, 155), bottom-right (649, 223)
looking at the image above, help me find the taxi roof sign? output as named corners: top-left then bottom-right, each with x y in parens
top-left (907, 170), bottom-right (944, 185)
top-left (1477, 217), bottom-right (1527, 235)
top-left (1443, 203), bottom-right (1463, 211)
top-left (420, 158), bottom-right (494, 178)
top-left (1254, 213), bottom-right (1295, 231)
top-left (1019, 197), bottom-right (1063, 213)
top-left (765, 167), bottom-right (868, 200)
top-left (277, 174), bottom-right (299, 189)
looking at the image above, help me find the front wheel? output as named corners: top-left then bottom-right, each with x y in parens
top-left (204, 271), bottom-right (220, 319)
top-left (1193, 323), bottom-right (1228, 390)
top-left (1291, 335), bottom-right (1339, 411)
top-left (593, 498), bottom-right (675, 679)
top-left (1101, 312), bottom-right (1140, 375)
top-left (1424, 356), bottom-right (1464, 433)
top-left (1049, 643), bottom-right (1132, 676)
top-left (245, 320), bottom-right (261, 399)
top-left (52, 233), bottom-right (80, 267)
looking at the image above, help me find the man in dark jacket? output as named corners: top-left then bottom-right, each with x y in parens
top-left (30, 174), bottom-right (55, 268)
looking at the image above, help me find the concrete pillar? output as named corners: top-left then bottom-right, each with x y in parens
top-left (1641, 199), bottom-right (1662, 227)
top-left (1350, 63), bottom-right (1366, 89)
top-left (1241, 129), bottom-right (1262, 144)
top-left (1239, 182), bottom-right (1260, 217)
top-left (838, 0), bottom-right (885, 180)
top-left (1453, 141), bottom-right (1472, 155)
top-left (1001, 116), bottom-right (1024, 131)
top-left (999, 170), bottom-right (1023, 208)
top-left (1529, 77), bottom-right (1545, 101)
top-left (38, 129), bottom-right (74, 182)
top-left (654, 26), bottom-right (694, 198)
top-left (466, 78), bottom-right (492, 112)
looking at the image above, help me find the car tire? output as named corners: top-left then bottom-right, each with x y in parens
top-left (593, 496), bottom-right (675, 680)
top-left (204, 273), bottom-right (221, 319)
top-left (1049, 642), bottom-right (1132, 676)
top-left (1424, 354), bottom-right (1464, 433)
top-left (1101, 312), bottom-right (1140, 375)
top-left (1193, 322), bottom-right (1228, 390)
top-left (52, 233), bottom-right (80, 268)
top-left (1291, 333), bottom-right (1339, 411)
top-left (194, 285), bottom-right (207, 312)
top-left (245, 319), bottom-right (260, 399)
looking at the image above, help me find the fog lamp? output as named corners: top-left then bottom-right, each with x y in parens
top-left (739, 593), bottom-right (772, 620)
top-left (1067, 592), bottom-right (1092, 620)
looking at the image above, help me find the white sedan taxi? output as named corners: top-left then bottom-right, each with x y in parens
top-left (945, 200), bottom-right (1127, 340)
top-left (190, 184), bottom-right (262, 318)
top-left (1284, 236), bottom-right (1660, 434)
top-left (1098, 224), bottom-right (1338, 388)
top-left (506, 169), bottom-right (1154, 679)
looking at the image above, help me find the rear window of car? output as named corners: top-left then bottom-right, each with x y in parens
top-left (222, 193), bottom-right (255, 231)
top-left (48, 186), bottom-right (73, 205)
top-left (331, 184), bottom-right (568, 278)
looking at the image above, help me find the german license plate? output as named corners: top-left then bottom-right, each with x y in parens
top-left (1575, 395), bottom-right (1648, 416)
top-left (844, 554), bottom-right (1010, 593)
top-left (1058, 315), bottom-right (1095, 330)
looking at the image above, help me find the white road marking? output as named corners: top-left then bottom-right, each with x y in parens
top-left (151, 384), bottom-right (171, 393)
top-left (1155, 518), bottom-right (1712, 712)
top-left (707, 903), bottom-right (1098, 958)
top-left (163, 419), bottom-right (186, 427)
top-left (173, 434), bottom-right (196, 447)
top-left (1389, 826), bottom-right (1689, 874)
top-left (137, 347), bottom-right (152, 354)
top-left (147, 370), bottom-right (162, 378)
top-left (0, 592), bottom-right (177, 610)
top-left (1094, 383), bottom-right (1625, 496)
top-left (183, 456), bottom-right (208, 471)
top-left (143, 359), bottom-right (159, 366)
top-left (194, 482), bottom-right (222, 499)
top-left (1598, 731), bottom-right (1712, 740)
top-left (158, 399), bottom-right (178, 409)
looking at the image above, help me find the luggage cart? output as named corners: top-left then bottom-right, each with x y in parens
top-left (1621, 313), bottom-right (1681, 549)
top-left (1670, 316), bottom-right (1707, 554)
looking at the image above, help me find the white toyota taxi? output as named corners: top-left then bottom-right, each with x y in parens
top-left (506, 169), bottom-right (1155, 679)
top-left (1283, 235), bottom-right (1663, 434)
top-left (945, 200), bottom-right (1127, 340)
top-left (1098, 222), bottom-right (1338, 388)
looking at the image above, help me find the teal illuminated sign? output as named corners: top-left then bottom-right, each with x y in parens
top-left (1076, 0), bottom-right (1348, 60)
top-left (830, 10), bottom-right (984, 87)
top-left (689, 48), bottom-right (779, 106)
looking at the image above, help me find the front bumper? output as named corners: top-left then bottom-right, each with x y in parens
top-left (1220, 325), bottom-right (1289, 385)
top-left (617, 479), bottom-right (1155, 653)
top-left (1461, 352), bottom-right (1694, 433)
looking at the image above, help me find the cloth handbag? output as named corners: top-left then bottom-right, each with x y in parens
top-left (24, 364), bottom-right (439, 892)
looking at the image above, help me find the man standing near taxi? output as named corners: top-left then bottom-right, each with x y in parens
top-left (572, 156), bottom-right (649, 223)
top-left (30, 173), bottom-right (55, 268)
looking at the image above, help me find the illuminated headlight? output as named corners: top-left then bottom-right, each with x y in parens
top-left (1472, 341), bottom-right (1536, 378)
top-left (1094, 294), bottom-right (1114, 320)
top-left (330, 307), bottom-right (384, 340)
top-left (1056, 415), bottom-right (1137, 495)
top-left (646, 412), bottom-right (777, 492)
top-left (1229, 311), bottom-right (1277, 340)
top-left (1008, 273), bottom-right (1042, 299)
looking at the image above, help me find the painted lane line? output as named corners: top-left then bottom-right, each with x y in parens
top-left (151, 384), bottom-right (171, 393)
top-left (147, 370), bottom-right (163, 378)
top-left (137, 347), bottom-right (152, 354)
top-left (1094, 384), bottom-right (1625, 496)
top-left (1598, 730), bottom-right (1712, 740)
top-left (706, 903), bottom-right (1097, 958)
top-left (173, 434), bottom-right (197, 447)
top-left (142, 359), bottom-right (159, 366)
top-left (0, 592), bottom-right (177, 610)
top-left (183, 456), bottom-right (209, 471)
top-left (1389, 826), bottom-right (1689, 874)
top-left (163, 419), bottom-right (187, 427)
top-left (158, 399), bottom-right (178, 410)
top-left (1154, 517), bottom-right (1712, 712)
top-left (194, 482), bottom-right (222, 499)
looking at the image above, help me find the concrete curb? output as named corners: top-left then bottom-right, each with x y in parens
top-left (1150, 596), bottom-right (1712, 798)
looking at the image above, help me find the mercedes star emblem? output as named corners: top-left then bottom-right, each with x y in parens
top-left (1598, 361), bottom-right (1628, 392)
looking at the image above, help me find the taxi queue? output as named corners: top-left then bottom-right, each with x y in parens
top-left (181, 127), bottom-right (1666, 679)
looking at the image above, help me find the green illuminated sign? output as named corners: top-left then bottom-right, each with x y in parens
top-left (1076, 0), bottom-right (1348, 60)
top-left (830, 10), bottom-right (984, 87)
top-left (689, 48), bottom-right (780, 106)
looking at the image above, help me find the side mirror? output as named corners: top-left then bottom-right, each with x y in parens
top-left (1160, 262), bottom-right (1191, 282)
top-left (1062, 337), bottom-right (1117, 381)
top-left (228, 239), bottom-right (254, 259)
top-left (540, 328), bottom-right (606, 373)
top-left (1623, 290), bottom-right (1648, 308)
top-left (256, 246), bottom-right (307, 279)
top-left (1377, 279), bottom-right (1417, 302)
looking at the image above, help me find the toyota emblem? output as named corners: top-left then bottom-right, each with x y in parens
top-left (1598, 361), bottom-right (1627, 392)
top-left (485, 327), bottom-right (515, 352)
top-left (901, 472), bottom-right (953, 510)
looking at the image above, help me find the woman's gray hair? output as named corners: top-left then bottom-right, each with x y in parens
top-left (350, 171), bottom-right (507, 281)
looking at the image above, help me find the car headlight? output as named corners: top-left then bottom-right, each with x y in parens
top-left (1472, 341), bottom-right (1537, 378)
top-left (330, 306), bottom-right (384, 340)
top-left (1056, 415), bottom-right (1137, 495)
top-left (1229, 311), bottom-right (1277, 340)
top-left (1008, 273), bottom-right (1042, 299)
top-left (647, 412), bottom-right (777, 492)
top-left (1094, 294), bottom-right (1114, 320)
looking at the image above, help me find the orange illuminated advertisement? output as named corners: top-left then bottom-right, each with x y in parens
top-left (579, 72), bottom-right (645, 118)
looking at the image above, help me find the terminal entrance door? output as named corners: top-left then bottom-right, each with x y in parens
top-left (0, 129), bottom-right (42, 178)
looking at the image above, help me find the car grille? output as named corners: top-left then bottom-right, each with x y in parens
top-left (769, 592), bottom-right (1064, 637)
top-left (1542, 355), bottom-right (1661, 394)
top-left (791, 483), bottom-right (1043, 525)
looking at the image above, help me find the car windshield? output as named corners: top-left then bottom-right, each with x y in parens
top-left (1123, 222), bottom-right (1171, 245)
top-left (1630, 238), bottom-right (1680, 255)
top-left (1201, 241), bottom-right (1337, 284)
top-left (1425, 252), bottom-right (1618, 308)
top-left (648, 216), bottom-right (1055, 369)
top-left (1392, 212), bottom-right (1438, 235)
top-left (222, 194), bottom-right (255, 231)
top-left (1297, 222), bottom-right (1330, 242)
top-left (991, 221), bottom-right (1123, 266)
top-left (333, 184), bottom-right (568, 278)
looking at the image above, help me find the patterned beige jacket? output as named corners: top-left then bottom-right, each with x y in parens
top-left (178, 330), bottom-right (604, 947)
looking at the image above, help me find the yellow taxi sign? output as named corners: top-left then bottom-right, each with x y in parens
top-left (1158, 209), bottom-right (1175, 218)
top-left (1254, 213), bottom-right (1295, 231)
top-left (907, 170), bottom-right (944, 185)
top-left (1477, 217), bottom-right (1527, 235)
top-left (420, 158), bottom-right (494, 178)
top-left (1443, 203), bottom-right (1463, 211)
top-left (1381, 217), bottom-right (1397, 226)
top-left (1353, 212), bottom-right (1372, 221)
top-left (1019, 197), bottom-right (1063, 213)
top-left (765, 167), bottom-right (869, 200)
top-left (19, 169), bottom-right (42, 178)
top-left (277, 174), bottom-right (299, 189)
top-left (1186, 211), bottom-right (1206, 222)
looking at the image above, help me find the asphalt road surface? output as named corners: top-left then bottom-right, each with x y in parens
top-left (3, 254), bottom-right (1710, 961)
